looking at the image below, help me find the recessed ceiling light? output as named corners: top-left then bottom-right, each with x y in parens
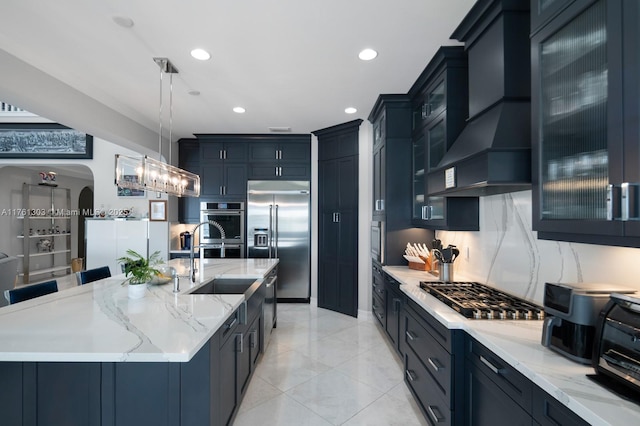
top-left (233, 107), bottom-right (246, 113)
top-left (188, 90), bottom-right (200, 96)
top-left (112, 16), bottom-right (134, 28)
top-left (190, 48), bottom-right (211, 61)
top-left (358, 48), bottom-right (378, 61)
top-left (345, 107), bottom-right (357, 114)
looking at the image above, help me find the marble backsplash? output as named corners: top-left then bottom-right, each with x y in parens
top-left (436, 190), bottom-right (640, 304)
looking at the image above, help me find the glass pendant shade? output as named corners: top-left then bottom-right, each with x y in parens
top-left (115, 154), bottom-right (200, 197)
top-left (114, 57), bottom-right (200, 198)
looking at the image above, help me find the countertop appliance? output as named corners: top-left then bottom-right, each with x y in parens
top-left (200, 202), bottom-right (244, 258)
top-left (420, 281), bottom-right (544, 320)
top-left (592, 293), bottom-right (640, 403)
top-left (179, 231), bottom-right (191, 250)
top-left (247, 180), bottom-right (310, 301)
top-left (542, 282), bottom-right (637, 364)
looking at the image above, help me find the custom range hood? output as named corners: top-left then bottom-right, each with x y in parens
top-left (427, 0), bottom-right (531, 196)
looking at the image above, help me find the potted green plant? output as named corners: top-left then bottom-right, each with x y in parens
top-left (117, 249), bottom-right (162, 299)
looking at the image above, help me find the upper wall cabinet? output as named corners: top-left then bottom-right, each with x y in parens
top-left (247, 136), bottom-right (311, 180)
top-left (408, 47), bottom-right (479, 231)
top-left (532, 0), bottom-right (640, 247)
top-left (368, 96), bottom-right (434, 265)
top-left (369, 94), bottom-right (412, 222)
top-left (197, 136), bottom-right (248, 199)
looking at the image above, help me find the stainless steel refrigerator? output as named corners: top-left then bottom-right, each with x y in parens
top-left (247, 180), bottom-right (310, 301)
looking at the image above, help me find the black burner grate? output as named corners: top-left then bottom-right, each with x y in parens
top-left (419, 281), bottom-right (544, 320)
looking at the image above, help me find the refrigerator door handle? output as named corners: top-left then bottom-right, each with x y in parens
top-left (274, 204), bottom-right (279, 258)
top-left (268, 204), bottom-right (273, 258)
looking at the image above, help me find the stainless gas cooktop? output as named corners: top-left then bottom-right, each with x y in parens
top-left (419, 281), bottom-right (544, 320)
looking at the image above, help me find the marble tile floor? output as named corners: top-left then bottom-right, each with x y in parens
top-left (234, 303), bottom-right (428, 426)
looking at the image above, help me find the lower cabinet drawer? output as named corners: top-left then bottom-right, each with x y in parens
top-left (405, 350), bottom-right (452, 426)
top-left (405, 309), bottom-right (453, 402)
top-left (532, 386), bottom-right (589, 426)
top-left (372, 292), bottom-right (385, 327)
top-left (466, 336), bottom-right (532, 413)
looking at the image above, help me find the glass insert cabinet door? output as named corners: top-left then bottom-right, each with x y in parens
top-left (412, 134), bottom-right (425, 220)
top-left (539, 0), bottom-right (608, 221)
top-left (412, 133), bottom-right (445, 222)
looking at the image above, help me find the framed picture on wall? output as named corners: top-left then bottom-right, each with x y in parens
top-left (117, 175), bottom-right (145, 197)
top-left (149, 200), bottom-right (167, 221)
top-left (0, 123), bottom-right (93, 159)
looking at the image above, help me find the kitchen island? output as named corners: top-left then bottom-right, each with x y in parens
top-left (0, 258), bottom-right (278, 426)
top-left (384, 266), bottom-right (640, 426)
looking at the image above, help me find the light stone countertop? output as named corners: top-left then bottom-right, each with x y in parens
top-left (383, 266), bottom-right (640, 426)
top-left (0, 258), bottom-right (278, 363)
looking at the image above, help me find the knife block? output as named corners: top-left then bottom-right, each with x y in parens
top-left (408, 256), bottom-right (430, 271)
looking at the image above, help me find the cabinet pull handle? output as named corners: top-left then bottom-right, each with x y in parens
top-left (279, 166), bottom-right (282, 176)
top-left (427, 405), bottom-right (444, 423)
top-left (375, 199), bottom-right (385, 211)
top-left (393, 298), bottom-right (401, 313)
top-left (251, 330), bottom-right (257, 348)
top-left (224, 317), bottom-right (238, 330)
top-left (607, 184), bottom-right (614, 221)
top-left (219, 149), bottom-right (224, 160)
top-left (622, 182), bottom-right (630, 221)
top-left (239, 301), bottom-right (248, 325)
top-left (428, 357), bottom-right (442, 372)
top-left (236, 333), bottom-right (244, 353)
top-left (421, 205), bottom-right (432, 220)
top-left (480, 355), bottom-right (503, 375)
top-left (405, 369), bottom-right (416, 382)
top-left (405, 330), bottom-right (417, 341)
top-left (376, 312), bottom-right (384, 321)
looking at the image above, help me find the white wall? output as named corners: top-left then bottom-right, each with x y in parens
top-left (437, 190), bottom-right (640, 304)
top-left (358, 122), bottom-right (373, 317)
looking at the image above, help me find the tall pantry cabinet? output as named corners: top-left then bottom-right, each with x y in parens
top-left (314, 120), bottom-right (361, 318)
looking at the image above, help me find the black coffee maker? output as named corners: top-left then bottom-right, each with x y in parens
top-left (180, 231), bottom-right (191, 250)
top-left (541, 282), bottom-right (636, 364)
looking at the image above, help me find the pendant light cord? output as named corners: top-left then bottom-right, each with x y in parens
top-left (169, 70), bottom-right (173, 165)
top-left (158, 60), bottom-right (164, 162)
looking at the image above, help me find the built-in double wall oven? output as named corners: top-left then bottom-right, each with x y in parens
top-left (200, 202), bottom-right (245, 258)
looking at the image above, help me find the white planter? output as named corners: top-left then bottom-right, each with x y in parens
top-left (128, 283), bottom-right (147, 299)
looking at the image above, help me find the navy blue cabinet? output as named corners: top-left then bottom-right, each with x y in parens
top-left (247, 136), bottom-right (311, 180)
top-left (315, 120), bottom-right (360, 317)
top-left (403, 298), bottom-right (464, 425)
top-left (532, 0), bottom-right (640, 247)
top-left (408, 47), bottom-right (479, 231)
top-left (198, 138), bottom-right (248, 200)
top-left (464, 335), bottom-right (589, 426)
top-left (369, 95), bottom-right (434, 265)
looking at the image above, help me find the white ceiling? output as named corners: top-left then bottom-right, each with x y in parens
top-left (0, 0), bottom-right (476, 143)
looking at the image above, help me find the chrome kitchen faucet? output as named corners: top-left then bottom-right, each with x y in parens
top-left (189, 221), bottom-right (226, 283)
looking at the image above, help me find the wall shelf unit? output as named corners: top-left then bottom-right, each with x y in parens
top-left (19, 183), bottom-right (72, 283)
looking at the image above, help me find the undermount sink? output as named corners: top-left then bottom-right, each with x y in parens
top-left (188, 278), bottom-right (258, 295)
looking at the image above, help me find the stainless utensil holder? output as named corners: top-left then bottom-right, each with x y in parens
top-left (439, 263), bottom-right (454, 282)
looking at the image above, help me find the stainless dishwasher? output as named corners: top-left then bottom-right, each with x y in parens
top-left (262, 267), bottom-right (277, 351)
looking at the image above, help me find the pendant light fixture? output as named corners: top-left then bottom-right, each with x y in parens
top-left (115, 58), bottom-right (200, 197)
